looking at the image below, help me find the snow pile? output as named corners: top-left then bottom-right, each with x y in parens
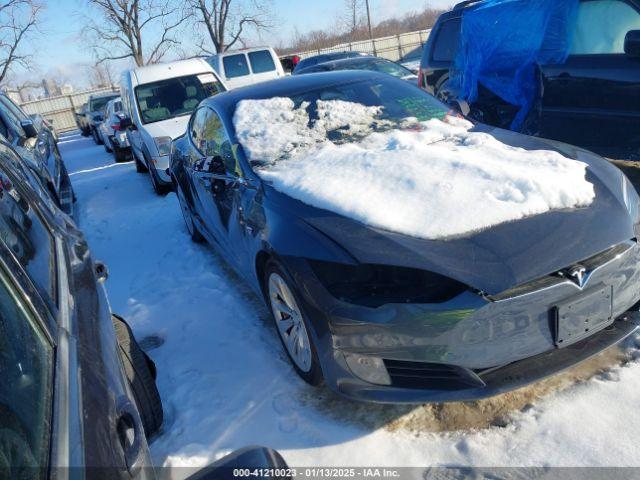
top-left (233, 98), bottom-right (595, 240)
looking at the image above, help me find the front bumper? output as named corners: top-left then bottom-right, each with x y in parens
top-left (283, 239), bottom-right (640, 403)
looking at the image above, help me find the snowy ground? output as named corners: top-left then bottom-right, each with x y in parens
top-left (59, 131), bottom-right (640, 475)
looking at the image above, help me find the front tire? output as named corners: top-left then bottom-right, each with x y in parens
top-left (264, 261), bottom-right (323, 386)
top-left (92, 127), bottom-right (103, 145)
top-left (112, 314), bottom-right (163, 438)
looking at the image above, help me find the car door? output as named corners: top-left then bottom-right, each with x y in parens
top-left (190, 107), bottom-right (250, 269)
top-left (222, 53), bottom-right (252, 89)
top-left (541, 0), bottom-right (640, 155)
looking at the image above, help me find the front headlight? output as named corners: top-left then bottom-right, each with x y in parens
top-left (308, 260), bottom-right (468, 307)
top-left (154, 136), bottom-right (172, 156)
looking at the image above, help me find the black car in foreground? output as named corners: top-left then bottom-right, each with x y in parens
top-left (293, 55), bottom-right (417, 83)
top-left (0, 139), bottom-right (163, 477)
top-left (0, 139), bottom-right (290, 477)
top-left (170, 71), bottom-right (640, 403)
top-left (419, 0), bottom-right (640, 157)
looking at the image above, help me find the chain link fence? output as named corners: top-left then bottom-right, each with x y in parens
top-left (20, 86), bottom-right (119, 134)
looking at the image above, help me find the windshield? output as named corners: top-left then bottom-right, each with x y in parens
top-left (90, 95), bottom-right (118, 112)
top-left (233, 77), bottom-right (451, 168)
top-left (345, 59), bottom-right (414, 79)
top-left (135, 73), bottom-right (225, 124)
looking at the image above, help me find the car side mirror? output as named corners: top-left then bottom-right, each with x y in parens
top-left (207, 155), bottom-right (226, 175)
top-left (624, 30), bottom-right (640, 58)
top-left (20, 120), bottom-right (38, 139)
top-left (185, 447), bottom-right (288, 480)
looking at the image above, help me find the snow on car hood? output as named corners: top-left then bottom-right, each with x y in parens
top-left (141, 114), bottom-right (190, 140)
top-left (233, 98), bottom-right (595, 240)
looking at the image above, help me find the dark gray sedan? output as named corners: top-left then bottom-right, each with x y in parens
top-left (170, 71), bottom-right (640, 403)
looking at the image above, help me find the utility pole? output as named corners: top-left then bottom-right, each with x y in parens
top-left (365, 0), bottom-right (376, 55)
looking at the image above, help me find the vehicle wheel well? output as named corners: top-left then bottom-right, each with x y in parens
top-left (255, 250), bottom-right (271, 294)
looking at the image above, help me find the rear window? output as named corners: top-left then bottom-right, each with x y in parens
top-left (432, 18), bottom-right (461, 62)
top-left (223, 54), bottom-right (250, 78)
top-left (248, 50), bottom-right (276, 74)
top-left (90, 95), bottom-right (118, 112)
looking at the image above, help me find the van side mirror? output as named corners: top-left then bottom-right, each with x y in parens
top-left (120, 116), bottom-right (134, 130)
top-left (624, 30), bottom-right (640, 58)
top-left (20, 120), bottom-right (38, 139)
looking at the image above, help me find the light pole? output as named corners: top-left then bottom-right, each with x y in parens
top-left (364, 0), bottom-right (376, 55)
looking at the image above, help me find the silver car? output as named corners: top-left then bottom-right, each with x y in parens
top-left (98, 98), bottom-right (132, 162)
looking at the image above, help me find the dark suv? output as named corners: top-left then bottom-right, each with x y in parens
top-left (420, 0), bottom-right (640, 157)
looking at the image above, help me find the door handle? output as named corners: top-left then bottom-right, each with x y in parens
top-left (116, 397), bottom-right (144, 477)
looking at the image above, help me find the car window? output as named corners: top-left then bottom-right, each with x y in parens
top-left (223, 54), bottom-right (250, 78)
top-left (0, 270), bottom-right (54, 477)
top-left (0, 117), bottom-right (13, 142)
top-left (570, 0), bottom-right (640, 54)
top-left (0, 96), bottom-right (29, 123)
top-left (201, 110), bottom-right (241, 176)
top-left (190, 107), bottom-right (212, 151)
top-left (432, 18), bottom-right (461, 62)
top-left (135, 73), bottom-right (224, 124)
top-left (113, 100), bottom-right (123, 113)
top-left (248, 50), bottom-right (276, 73)
top-left (0, 152), bottom-right (56, 306)
top-left (0, 100), bottom-right (26, 135)
top-left (89, 95), bottom-right (118, 112)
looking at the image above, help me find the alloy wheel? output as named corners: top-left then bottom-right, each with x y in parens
top-left (268, 272), bottom-right (312, 373)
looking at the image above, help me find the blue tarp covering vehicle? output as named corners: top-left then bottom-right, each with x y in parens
top-left (451, 0), bottom-right (580, 130)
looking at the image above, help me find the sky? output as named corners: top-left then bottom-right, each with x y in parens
top-left (27, 0), bottom-right (456, 85)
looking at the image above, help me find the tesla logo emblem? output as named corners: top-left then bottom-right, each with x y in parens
top-left (567, 264), bottom-right (587, 287)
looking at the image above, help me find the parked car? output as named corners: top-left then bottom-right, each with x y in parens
top-left (77, 92), bottom-right (119, 140)
top-left (292, 51), bottom-right (367, 74)
top-left (170, 71), bottom-right (640, 403)
top-left (98, 97), bottom-right (132, 162)
top-left (120, 58), bottom-right (226, 194)
top-left (0, 93), bottom-right (74, 215)
top-left (0, 138), bottom-right (162, 475)
top-left (398, 44), bottom-right (424, 73)
top-left (206, 46), bottom-right (285, 90)
top-left (419, 0), bottom-right (640, 157)
top-left (74, 102), bottom-right (88, 133)
top-left (293, 55), bottom-right (418, 83)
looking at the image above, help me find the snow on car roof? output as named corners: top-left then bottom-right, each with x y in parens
top-left (233, 97), bottom-right (595, 240)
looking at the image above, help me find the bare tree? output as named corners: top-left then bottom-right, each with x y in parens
top-left (85, 0), bottom-right (189, 66)
top-left (341, 0), bottom-right (363, 35)
top-left (0, 0), bottom-right (43, 83)
top-left (189, 0), bottom-right (272, 54)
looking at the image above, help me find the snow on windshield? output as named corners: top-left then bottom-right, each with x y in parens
top-left (233, 97), bottom-right (595, 240)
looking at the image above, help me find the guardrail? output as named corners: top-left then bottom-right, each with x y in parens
top-left (20, 86), bottom-right (119, 133)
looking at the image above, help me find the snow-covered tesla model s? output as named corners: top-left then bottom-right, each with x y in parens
top-left (169, 71), bottom-right (640, 403)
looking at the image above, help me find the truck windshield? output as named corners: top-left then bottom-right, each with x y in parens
top-left (135, 73), bottom-right (225, 124)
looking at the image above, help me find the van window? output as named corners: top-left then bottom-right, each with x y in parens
top-left (135, 73), bottom-right (224, 124)
top-left (223, 54), bottom-right (250, 78)
top-left (570, 0), bottom-right (640, 54)
top-left (432, 18), bottom-right (462, 62)
top-left (248, 50), bottom-right (276, 73)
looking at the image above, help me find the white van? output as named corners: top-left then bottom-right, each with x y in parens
top-left (120, 58), bottom-right (226, 194)
top-left (206, 46), bottom-right (284, 90)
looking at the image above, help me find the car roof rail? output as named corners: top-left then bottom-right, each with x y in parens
top-left (453, 0), bottom-right (485, 10)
